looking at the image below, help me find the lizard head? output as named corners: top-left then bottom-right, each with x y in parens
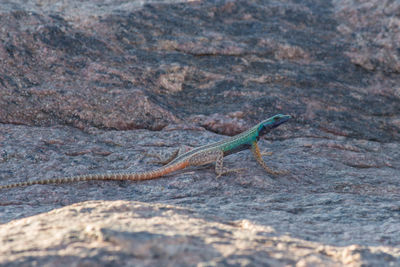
top-left (257, 114), bottom-right (291, 138)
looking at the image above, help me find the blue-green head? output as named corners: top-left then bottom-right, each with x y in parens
top-left (256, 114), bottom-right (291, 139)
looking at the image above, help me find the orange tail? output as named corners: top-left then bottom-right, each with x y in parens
top-left (0, 161), bottom-right (189, 189)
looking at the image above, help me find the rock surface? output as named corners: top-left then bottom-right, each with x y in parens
top-left (0, 0), bottom-right (399, 266)
top-left (1, 200), bottom-right (400, 266)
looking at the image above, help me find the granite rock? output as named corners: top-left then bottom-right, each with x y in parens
top-left (0, 0), bottom-right (399, 266)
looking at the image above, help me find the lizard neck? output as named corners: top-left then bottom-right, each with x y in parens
top-left (220, 127), bottom-right (258, 153)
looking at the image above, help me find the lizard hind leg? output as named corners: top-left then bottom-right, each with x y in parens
top-left (251, 141), bottom-right (286, 176)
top-left (215, 150), bottom-right (245, 178)
top-left (146, 146), bottom-right (192, 165)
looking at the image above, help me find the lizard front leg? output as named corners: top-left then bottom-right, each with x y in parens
top-left (251, 141), bottom-right (286, 175)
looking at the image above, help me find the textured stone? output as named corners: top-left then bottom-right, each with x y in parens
top-left (1, 200), bottom-right (399, 266)
top-left (0, 0), bottom-right (400, 266)
top-left (0, 0), bottom-right (399, 140)
top-left (0, 124), bottom-right (399, 265)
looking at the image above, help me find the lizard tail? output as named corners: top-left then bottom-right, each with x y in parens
top-left (0, 161), bottom-right (189, 190)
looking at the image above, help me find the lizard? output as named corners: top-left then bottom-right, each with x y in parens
top-left (0, 114), bottom-right (291, 190)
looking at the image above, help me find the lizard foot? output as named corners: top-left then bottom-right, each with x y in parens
top-left (216, 168), bottom-right (246, 179)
